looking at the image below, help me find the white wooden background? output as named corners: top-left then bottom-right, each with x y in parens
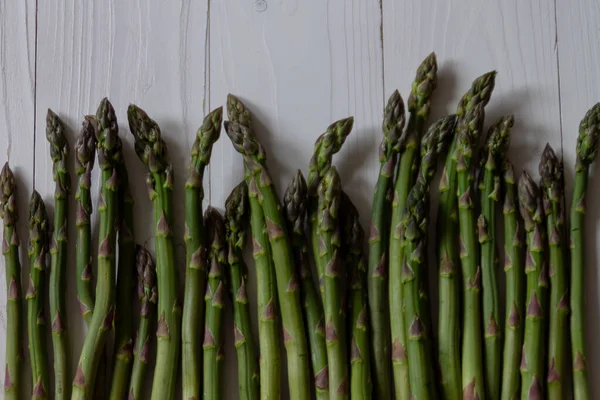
top-left (0, 0), bottom-right (598, 398)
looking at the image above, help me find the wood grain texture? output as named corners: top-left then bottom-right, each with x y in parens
top-left (557, 0), bottom-right (600, 397)
top-left (0, 1), bottom-right (36, 397)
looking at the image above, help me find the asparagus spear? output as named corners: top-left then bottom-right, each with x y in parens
top-left (389, 54), bottom-right (437, 400)
top-left (1, 163), bottom-right (22, 400)
top-left (284, 170), bottom-right (329, 399)
top-left (315, 166), bottom-right (348, 398)
top-left (307, 117), bottom-right (355, 292)
top-left (46, 109), bottom-right (71, 400)
top-left (203, 206), bottom-right (227, 400)
top-left (226, 94), bottom-right (311, 400)
top-left (128, 104), bottom-right (181, 400)
top-left (539, 144), bottom-right (568, 399)
top-left (128, 245), bottom-right (157, 400)
top-left (74, 117), bottom-right (97, 324)
top-left (340, 193), bottom-right (371, 400)
top-left (570, 103), bottom-right (600, 400)
top-left (518, 171), bottom-right (548, 399)
top-left (437, 71), bottom-right (496, 400)
top-left (226, 181), bottom-right (260, 400)
top-left (368, 90), bottom-right (405, 399)
top-left (479, 116), bottom-right (513, 400)
top-left (72, 98), bottom-right (122, 400)
top-left (27, 191), bottom-right (50, 399)
top-left (182, 107), bottom-right (222, 400)
top-left (499, 161), bottom-right (525, 400)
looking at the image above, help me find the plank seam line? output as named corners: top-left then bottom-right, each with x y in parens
top-left (204, 0), bottom-right (212, 205)
top-left (553, 0), bottom-right (564, 159)
top-left (32, 0), bottom-right (39, 189)
top-left (379, 0), bottom-right (385, 107)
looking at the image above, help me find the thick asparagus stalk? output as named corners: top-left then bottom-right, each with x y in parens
top-left (518, 171), bottom-right (548, 398)
top-left (128, 245), bottom-right (157, 400)
top-left (27, 191), bottom-right (50, 399)
top-left (368, 90), bottom-right (405, 399)
top-left (570, 103), bottom-right (600, 400)
top-left (499, 161), bottom-right (525, 400)
top-left (46, 109), bottom-right (71, 400)
top-left (226, 94), bottom-right (311, 400)
top-left (181, 107), bottom-right (222, 399)
top-left (128, 104), bottom-right (181, 400)
top-left (72, 98), bottom-right (121, 400)
top-left (438, 71), bottom-right (496, 400)
top-left (389, 54), bottom-right (437, 400)
top-left (1, 163), bottom-right (22, 400)
top-left (203, 206), bottom-right (227, 400)
top-left (539, 144), bottom-right (569, 399)
top-left (340, 193), bottom-right (371, 399)
top-left (226, 181), bottom-right (260, 400)
top-left (74, 117), bottom-right (97, 324)
top-left (284, 170), bottom-right (329, 399)
top-left (479, 116), bottom-right (513, 400)
top-left (315, 166), bottom-right (348, 398)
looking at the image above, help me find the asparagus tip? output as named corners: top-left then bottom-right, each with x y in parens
top-left (577, 102), bottom-right (600, 165)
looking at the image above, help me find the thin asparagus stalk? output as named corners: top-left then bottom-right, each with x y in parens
top-left (389, 54), bottom-right (437, 400)
top-left (128, 104), bottom-right (182, 400)
top-left (72, 98), bottom-right (122, 400)
top-left (182, 107), bottom-right (222, 400)
top-left (518, 171), bottom-right (548, 399)
top-left (284, 170), bottom-right (329, 399)
top-left (1, 163), bottom-right (23, 400)
top-left (203, 207), bottom-right (227, 400)
top-left (479, 116), bottom-right (513, 400)
top-left (438, 71), bottom-right (496, 400)
top-left (539, 144), bottom-right (569, 400)
top-left (456, 101), bottom-right (487, 399)
top-left (226, 94), bottom-right (311, 400)
top-left (570, 103), bottom-right (600, 400)
top-left (46, 109), bottom-right (71, 400)
top-left (368, 90), bottom-right (405, 399)
top-left (500, 161), bottom-right (525, 400)
top-left (316, 166), bottom-right (348, 398)
top-left (128, 245), bottom-right (157, 400)
top-left (340, 193), bottom-right (371, 400)
top-left (74, 117), bottom-right (97, 325)
top-left (226, 181), bottom-right (260, 400)
top-left (27, 191), bottom-right (50, 399)
top-left (307, 117), bottom-right (355, 293)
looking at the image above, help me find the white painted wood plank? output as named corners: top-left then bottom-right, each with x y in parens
top-left (208, 0), bottom-right (383, 397)
top-left (557, 1), bottom-right (600, 396)
top-left (0, 1), bottom-right (37, 396)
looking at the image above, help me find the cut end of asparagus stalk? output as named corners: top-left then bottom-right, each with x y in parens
top-left (380, 90), bottom-right (405, 162)
top-left (576, 102), bottom-right (600, 165)
top-left (0, 162), bottom-right (17, 223)
top-left (283, 169), bottom-right (308, 237)
top-left (128, 104), bottom-right (169, 173)
top-left (225, 181), bottom-right (249, 265)
top-left (407, 52), bottom-right (438, 120)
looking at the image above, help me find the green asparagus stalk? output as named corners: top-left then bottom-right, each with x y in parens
top-left (479, 116), bottom-right (513, 400)
top-left (226, 94), bottom-right (311, 400)
top-left (284, 170), bottom-right (329, 399)
top-left (570, 103), bottom-right (600, 400)
top-left (74, 116), bottom-right (97, 325)
top-left (72, 98), bottom-right (121, 400)
top-left (307, 117), bottom-right (355, 292)
top-left (128, 104), bottom-right (182, 400)
top-left (315, 166), bottom-right (348, 398)
top-left (518, 171), bottom-right (548, 399)
top-left (46, 109), bottom-right (71, 400)
top-left (340, 193), bottom-right (371, 399)
top-left (27, 190), bottom-right (50, 399)
top-left (539, 144), bottom-right (569, 399)
top-left (499, 161), bottom-right (525, 400)
top-left (389, 54), bottom-right (437, 400)
top-left (368, 90), bottom-right (405, 399)
top-left (438, 71), bottom-right (496, 400)
top-left (226, 181), bottom-right (260, 400)
top-left (456, 101), bottom-right (487, 399)
top-left (182, 107), bottom-right (222, 399)
top-left (128, 245), bottom-right (157, 400)
top-left (1, 163), bottom-right (22, 400)
top-left (248, 171), bottom-right (282, 399)
top-left (203, 206), bottom-right (227, 400)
